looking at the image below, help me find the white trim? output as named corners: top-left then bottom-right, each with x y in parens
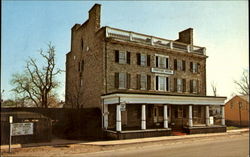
top-left (155, 54), bottom-right (169, 58)
top-left (101, 94), bottom-right (226, 105)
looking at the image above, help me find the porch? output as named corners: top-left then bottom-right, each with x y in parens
top-left (101, 93), bottom-right (227, 139)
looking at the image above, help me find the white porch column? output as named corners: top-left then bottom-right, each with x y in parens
top-left (104, 104), bottom-right (109, 129)
top-left (164, 105), bottom-right (168, 128)
top-left (221, 105), bottom-right (225, 126)
top-left (141, 105), bottom-right (146, 130)
top-left (188, 105), bottom-right (193, 127)
top-left (116, 104), bottom-right (122, 131)
top-left (206, 105), bottom-right (210, 126)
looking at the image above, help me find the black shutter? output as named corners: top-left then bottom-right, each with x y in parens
top-left (147, 55), bottom-right (150, 66)
top-left (78, 62), bottom-right (81, 72)
top-left (166, 58), bottom-right (169, 69)
top-left (174, 78), bottom-right (177, 92)
top-left (156, 76), bottom-right (158, 90)
top-left (197, 63), bottom-right (200, 74)
top-left (127, 73), bottom-right (131, 89)
top-left (81, 60), bottom-right (84, 72)
top-left (166, 77), bottom-right (169, 91)
top-left (156, 56), bottom-right (159, 67)
top-left (115, 50), bottom-right (119, 63)
top-left (190, 62), bottom-right (193, 72)
top-left (182, 60), bottom-right (186, 71)
top-left (137, 53), bottom-right (141, 65)
top-left (127, 52), bottom-right (131, 64)
top-left (190, 80), bottom-right (193, 93)
top-left (137, 74), bottom-right (141, 89)
top-left (174, 59), bottom-right (177, 70)
top-left (147, 75), bottom-right (151, 90)
top-left (183, 79), bottom-right (186, 92)
top-left (197, 80), bottom-right (199, 94)
top-left (115, 73), bottom-right (119, 89)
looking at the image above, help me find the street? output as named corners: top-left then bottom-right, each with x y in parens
top-left (73, 133), bottom-right (249, 157)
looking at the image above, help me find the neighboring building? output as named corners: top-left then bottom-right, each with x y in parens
top-left (225, 95), bottom-right (249, 127)
top-left (65, 4), bottom-right (227, 139)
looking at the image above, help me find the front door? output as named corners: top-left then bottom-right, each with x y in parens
top-left (171, 105), bottom-right (186, 131)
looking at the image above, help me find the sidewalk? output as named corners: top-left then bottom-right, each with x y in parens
top-left (1, 128), bottom-right (248, 150)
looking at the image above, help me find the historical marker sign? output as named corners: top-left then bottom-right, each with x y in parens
top-left (11, 123), bottom-right (34, 136)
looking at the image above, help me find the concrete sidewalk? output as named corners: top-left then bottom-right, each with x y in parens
top-left (1, 128), bottom-right (248, 150)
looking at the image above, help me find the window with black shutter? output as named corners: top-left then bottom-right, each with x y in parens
top-left (114, 73), bottom-right (119, 89)
top-left (166, 58), bottom-right (169, 69)
top-left (156, 56), bottom-right (159, 67)
top-left (183, 79), bottom-right (186, 92)
top-left (174, 78), bottom-right (177, 92)
top-left (190, 80), bottom-right (193, 93)
top-left (147, 55), bottom-right (150, 66)
top-left (127, 52), bottom-right (131, 64)
top-left (190, 62), bottom-right (193, 72)
top-left (115, 50), bottom-right (119, 63)
top-left (197, 63), bottom-right (200, 73)
top-left (137, 74), bottom-right (141, 89)
top-left (137, 53), bottom-right (141, 65)
top-left (174, 59), bottom-right (177, 70)
top-left (166, 77), bottom-right (169, 91)
top-left (182, 60), bottom-right (186, 71)
top-left (127, 73), bottom-right (131, 89)
top-left (156, 76), bottom-right (159, 90)
top-left (147, 75), bottom-right (151, 90)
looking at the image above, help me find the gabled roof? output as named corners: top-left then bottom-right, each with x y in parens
top-left (239, 95), bottom-right (249, 102)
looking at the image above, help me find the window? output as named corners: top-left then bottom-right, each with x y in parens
top-left (183, 79), bottom-right (186, 92)
top-left (182, 60), bottom-right (186, 71)
top-left (177, 60), bottom-right (182, 71)
top-left (140, 74), bottom-right (147, 90)
top-left (156, 55), bottom-right (169, 69)
top-left (155, 76), bottom-right (169, 91)
top-left (190, 80), bottom-right (197, 93)
top-left (115, 72), bottom-right (130, 89)
top-left (177, 78), bottom-right (183, 92)
top-left (115, 50), bottom-right (130, 64)
top-left (141, 54), bottom-right (147, 66)
top-left (193, 63), bottom-right (198, 73)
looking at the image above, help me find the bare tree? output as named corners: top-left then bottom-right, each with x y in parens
top-left (11, 43), bottom-right (62, 108)
top-left (211, 81), bottom-right (217, 96)
top-left (66, 79), bottom-right (83, 109)
top-left (234, 69), bottom-right (249, 96)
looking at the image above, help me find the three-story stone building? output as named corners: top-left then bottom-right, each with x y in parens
top-left (65, 4), bottom-right (227, 139)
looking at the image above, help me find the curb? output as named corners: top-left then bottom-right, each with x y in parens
top-left (1, 129), bottom-right (248, 149)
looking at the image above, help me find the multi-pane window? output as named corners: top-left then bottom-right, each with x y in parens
top-left (119, 51), bottom-right (126, 64)
top-left (190, 62), bottom-right (199, 73)
top-left (174, 59), bottom-right (186, 71)
top-left (177, 60), bottom-right (182, 71)
top-left (115, 50), bottom-right (130, 64)
top-left (141, 54), bottom-right (147, 66)
top-left (119, 73), bottom-right (126, 89)
top-left (177, 78), bottom-right (183, 92)
top-left (155, 55), bottom-right (169, 69)
top-left (155, 76), bottom-right (169, 91)
top-left (190, 80), bottom-right (198, 93)
top-left (140, 74), bottom-right (147, 90)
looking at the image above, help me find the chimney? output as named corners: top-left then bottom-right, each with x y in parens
top-left (88, 4), bottom-right (101, 32)
top-left (177, 28), bottom-right (193, 45)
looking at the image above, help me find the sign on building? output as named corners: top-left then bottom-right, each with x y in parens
top-left (11, 123), bottom-right (34, 136)
top-left (151, 68), bottom-right (174, 75)
top-left (120, 102), bottom-right (126, 111)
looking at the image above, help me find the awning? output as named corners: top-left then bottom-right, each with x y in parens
top-left (101, 93), bottom-right (227, 105)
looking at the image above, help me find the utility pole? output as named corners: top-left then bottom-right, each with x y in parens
top-left (239, 102), bottom-right (242, 127)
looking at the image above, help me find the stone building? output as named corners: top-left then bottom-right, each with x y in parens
top-left (225, 95), bottom-right (249, 127)
top-left (65, 4), bottom-right (227, 139)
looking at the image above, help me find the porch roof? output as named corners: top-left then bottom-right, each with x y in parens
top-left (101, 93), bottom-right (227, 105)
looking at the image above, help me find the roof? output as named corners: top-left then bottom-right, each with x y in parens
top-left (239, 95), bottom-right (249, 102)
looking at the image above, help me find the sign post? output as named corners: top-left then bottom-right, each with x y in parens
top-left (9, 116), bottom-right (13, 153)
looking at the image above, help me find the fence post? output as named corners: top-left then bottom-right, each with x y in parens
top-left (9, 116), bottom-right (13, 153)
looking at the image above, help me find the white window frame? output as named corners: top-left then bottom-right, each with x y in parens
top-left (119, 51), bottom-right (126, 64)
top-left (193, 62), bottom-right (198, 73)
top-left (119, 73), bottom-right (126, 89)
top-left (177, 60), bottom-right (183, 71)
top-left (193, 80), bottom-right (197, 93)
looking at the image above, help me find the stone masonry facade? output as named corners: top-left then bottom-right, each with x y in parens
top-left (65, 4), bottom-right (207, 109)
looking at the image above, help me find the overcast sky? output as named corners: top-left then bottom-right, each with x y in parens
top-left (2, 1), bottom-right (249, 101)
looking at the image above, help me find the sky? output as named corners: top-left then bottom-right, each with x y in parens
top-left (1, 1), bottom-right (249, 101)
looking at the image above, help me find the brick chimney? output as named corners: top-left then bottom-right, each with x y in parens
top-left (176, 28), bottom-right (193, 45)
top-left (88, 4), bottom-right (101, 32)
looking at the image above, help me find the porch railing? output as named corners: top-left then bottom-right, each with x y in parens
top-left (106, 26), bottom-right (206, 55)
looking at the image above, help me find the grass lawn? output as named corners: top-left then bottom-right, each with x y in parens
top-left (227, 126), bottom-right (241, 130)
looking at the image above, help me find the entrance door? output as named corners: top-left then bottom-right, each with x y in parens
top-left (171, 105), bottom-right (186, 131)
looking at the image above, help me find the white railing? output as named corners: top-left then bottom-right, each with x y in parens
top-left (105, 27), bottom-right (206, 55)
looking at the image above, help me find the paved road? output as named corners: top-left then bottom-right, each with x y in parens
top-left (74, 134), bottom-right (249, 157)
